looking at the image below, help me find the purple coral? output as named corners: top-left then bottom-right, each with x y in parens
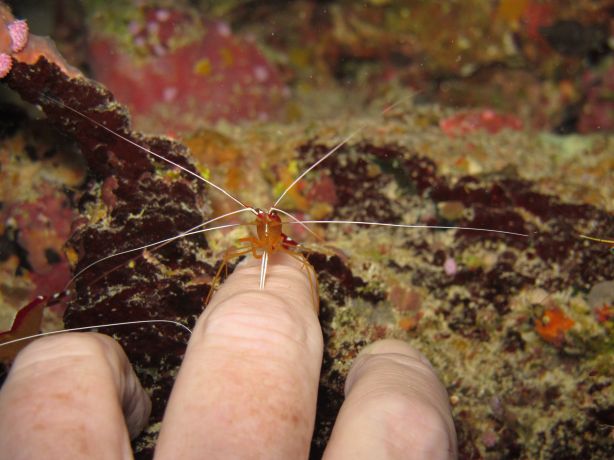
top-left (8, 19), bottom-right (28, 53)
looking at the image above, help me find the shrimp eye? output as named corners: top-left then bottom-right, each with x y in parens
top-left (268, 210), bottom-right (281, 223)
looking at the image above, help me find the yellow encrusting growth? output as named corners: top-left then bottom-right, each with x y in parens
top-left (193, 58), bottom-right (212, 76)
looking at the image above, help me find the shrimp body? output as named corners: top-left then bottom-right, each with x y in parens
top-left (241, 209), bottom-right (297, 259)
top-left (209, 208), bottom-right (308, 297)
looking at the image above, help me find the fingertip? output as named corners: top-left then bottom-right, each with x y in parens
top-left (211, 252), bottom-right (318, 316)
top-left (236, 252), bottom-right (303, 269)
top-left (357, 338), bottom-right (433, 365)
top-left (157, 252), bottom-right (323, 459)
top-left (326, 339), bottom-right (457, 460)
top-left (345, 339), bottom-right (437, 397)
top-left (0, 333), bottom-right (149, 459)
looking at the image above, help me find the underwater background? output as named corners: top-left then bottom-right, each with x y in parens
top-left (0, 1), bottom-right (613, 458)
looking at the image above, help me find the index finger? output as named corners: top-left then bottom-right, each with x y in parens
top-left (155, 252), bottom-right (323, 460)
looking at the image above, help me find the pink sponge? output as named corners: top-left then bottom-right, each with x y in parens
top-left (8, 19), bottom-right (28, 53)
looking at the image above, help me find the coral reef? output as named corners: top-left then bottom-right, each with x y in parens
top-left (85, 2), bottom-right (288, 133)
top-left (203, 0), bottom-right (612, 133)
top-left (0, 101), bottom-right (84, 334)
top-left (578, 57), bottom-right (614, 133)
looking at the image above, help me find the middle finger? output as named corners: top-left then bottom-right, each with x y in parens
top-left (155, 253), bottom-right (323, 460)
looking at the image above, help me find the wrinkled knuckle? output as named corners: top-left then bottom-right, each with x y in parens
top-left (14, 332), bottom-right (121, 370)
top-left (351, 348), bottom-right (442, 391)
top-left (198, 290), bottom-right (311, 348)
top-left (348, 353), bottom-right (416, 385)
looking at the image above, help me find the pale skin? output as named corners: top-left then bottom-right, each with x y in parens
top-left (0, 253), bottom-right (457, 459)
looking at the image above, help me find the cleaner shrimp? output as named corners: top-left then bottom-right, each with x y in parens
top-left (1, 56), bottom-right (613, 459)
top-left (0, 64), bottom-right (612, 357)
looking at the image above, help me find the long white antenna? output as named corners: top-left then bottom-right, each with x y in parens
top-left (41, 95), bottom-right (250, 210)
top-left (272, 96), bottom-right (412, 209)
top-left (293, 220), bottom-right (529, 238)
top-left (273, 130), bottom-right (360, 208)
top-left (269, 207), bottom-right (322, 242)
top-left (0, 320), bottom-right (192, 350)
top-left (69, 208), bottom-right (255, 285)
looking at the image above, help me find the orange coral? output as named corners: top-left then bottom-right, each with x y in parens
top-left (535, 307), bottom-right (574, 346)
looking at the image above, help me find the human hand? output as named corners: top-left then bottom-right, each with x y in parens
top-left (0, 253), bottom-right (457, 459)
